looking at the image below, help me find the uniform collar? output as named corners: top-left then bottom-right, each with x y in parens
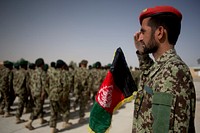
top-left (155, 48), bottom-right (177, 65)
top-left (144, 49), bottom-right (177, 77)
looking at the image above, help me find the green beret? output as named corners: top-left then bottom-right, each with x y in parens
top-left (20, 60), bottom-right (28, 66)
top-left (43, 64), bottom-right (49, 71)
top-left (14, 62), bottom-right (20, 69)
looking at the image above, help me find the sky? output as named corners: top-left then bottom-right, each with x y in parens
top-left (0, 0), bottom-right (200, 67)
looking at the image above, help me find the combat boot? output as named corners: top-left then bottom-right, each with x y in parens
top-left (23, 107), bottom-right (27, 114)
top-left (50, 127), bottom-right (59, 133)
top-left (25, 120), bottom-right (34, 130)
top-left (62, 121), bottom-right (72, 129)
top-left (16, 117), bottom-right (26, 124)
top-left (78, 117), bottom-right (86, 124)
top-left (3, 112), bottom-right (13, 117)
top-left (0, 109), bottom-right (4, 115)
top-left (40, 118), bottom-right (48, 124)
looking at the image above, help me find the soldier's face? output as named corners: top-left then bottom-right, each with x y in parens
top-left (139, 18), bottom-right (159, 54)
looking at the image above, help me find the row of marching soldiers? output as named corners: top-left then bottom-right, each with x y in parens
top-left (0, 58), bottom-right (107, 133)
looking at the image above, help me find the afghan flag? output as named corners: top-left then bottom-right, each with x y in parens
top-left (89, 47), bottom-right (138, 133)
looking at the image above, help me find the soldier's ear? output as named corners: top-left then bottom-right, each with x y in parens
top-left (156, 26), bottom-right (165, 40)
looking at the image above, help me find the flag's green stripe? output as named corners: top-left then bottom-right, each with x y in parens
top-left (89, 102), bottom-right (112, 133)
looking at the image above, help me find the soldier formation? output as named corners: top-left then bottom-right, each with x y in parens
top-left (0, 58), bottom-right (111, 133)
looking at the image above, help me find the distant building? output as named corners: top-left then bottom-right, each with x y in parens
top-left (190, 67), bottom-right (200, 78)
top-left (197, 58), bottom-right (200, 65)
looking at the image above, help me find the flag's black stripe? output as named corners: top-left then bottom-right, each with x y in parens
top-left (110, 47), bottom-right (137, 98)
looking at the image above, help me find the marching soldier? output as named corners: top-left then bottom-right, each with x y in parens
top-left (0, 61), bottom-right (14, 117)
top-left (73, 59), bottom-right (91, 123)
top-left (46, 60), bottom-right (72, 133)
top-left (90, 61), bottom-right (106, 103)
top-left (13, 60), bottom-right (29, 124)
top-left (25, 58), bottom-right (47, 130)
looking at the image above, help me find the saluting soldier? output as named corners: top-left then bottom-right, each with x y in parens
top-left (132, 6), bottom-right (196, 132)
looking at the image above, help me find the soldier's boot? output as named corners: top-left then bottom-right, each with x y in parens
top-left (50, 127), bottom-right (59, 133)
top-left (0, 109), bottom-right (4, 115)
top-left (62, 121), bottom-right (72, 129)
top-left (3, 111), bottom-right (13, 117)
top-left (16, 117), bottom-right (26, 124)
top-left (78, 117), bottom-right (86, 124)
top-left (23, 107), bottom-right (27, 114)
top-left (25, 120), bottom-right (34, 130)
top-left (40, 118), bottom-right (48, 124)
top-left (73, 105), bottom-right (76, 111)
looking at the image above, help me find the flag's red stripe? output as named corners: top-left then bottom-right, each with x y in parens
top-left (96, 71), bottom-right (125, 114)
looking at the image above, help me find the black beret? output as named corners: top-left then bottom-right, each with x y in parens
top-left (50, 62), bottom-right (56, 68)
top-left (29, 63), bottom-right (35, 69)
top-left (3, 60), bottom-right (13, 68)
top-left (35, 58), bottom-right (44, 67)
top-left (56, 59), bottom-right (65, 68)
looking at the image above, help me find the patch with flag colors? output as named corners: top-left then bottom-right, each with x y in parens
top-left (89, 47), bottom-right (137, 133)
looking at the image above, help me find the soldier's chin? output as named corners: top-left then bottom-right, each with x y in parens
top-left (143, 47), bottom-right (157, 54)
top-left (143, 48), bottom-right (150, 54)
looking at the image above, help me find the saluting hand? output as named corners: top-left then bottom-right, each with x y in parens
top-left (134, 32), bottom-right (145, 54)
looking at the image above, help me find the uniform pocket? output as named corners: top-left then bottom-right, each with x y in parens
top-left (152, 92), bottom-right (173, 133)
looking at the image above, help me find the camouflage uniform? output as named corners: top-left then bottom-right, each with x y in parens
top-left (45, 66), bottom-right (55, 96)
top-left (0, 63), bottom-right (14, 115)
top-left (25, 58), bottom-right (48, 130)
top-left (13, 66), bottom-right (28, 120)
top-left (131, 68), bottom-right (141, 87)
top-left (63, 68), bottom-right (74, 114)
top-left (28, 67), bottom-right (46, 120)
top-left (90, 68), bottom-right (106, 102)
top-left (132, 49), bottom-right (196, 133)
top-left (46, 66), bottom-right (71, 128)
top-left (73, 65), bottom-right (90, 120)
top-left (25, 65), bottom-right (36, 113)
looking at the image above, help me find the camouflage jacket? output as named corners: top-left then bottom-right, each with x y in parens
top-left (90, 68), bottom-right (106, 92)
top-left (0, 66), bottom-right (13, 93)
top-left (13, 68), bottom-right (28, 95)
top-left (61, 69), bottom-right (73, 94)
top-left (46, 68), bottom-right (66, 101)
top-left (133, 49), bottom-right (196, 133)
top-left (29, 67), bottom-right (46, 97)
top-left (26, 68), bottom-right (34, 93)
top-left (73, 67), bottom-right (90, 96)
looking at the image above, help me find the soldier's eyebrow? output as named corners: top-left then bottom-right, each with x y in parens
top-left (140, 28), bottom-right (145, 33)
